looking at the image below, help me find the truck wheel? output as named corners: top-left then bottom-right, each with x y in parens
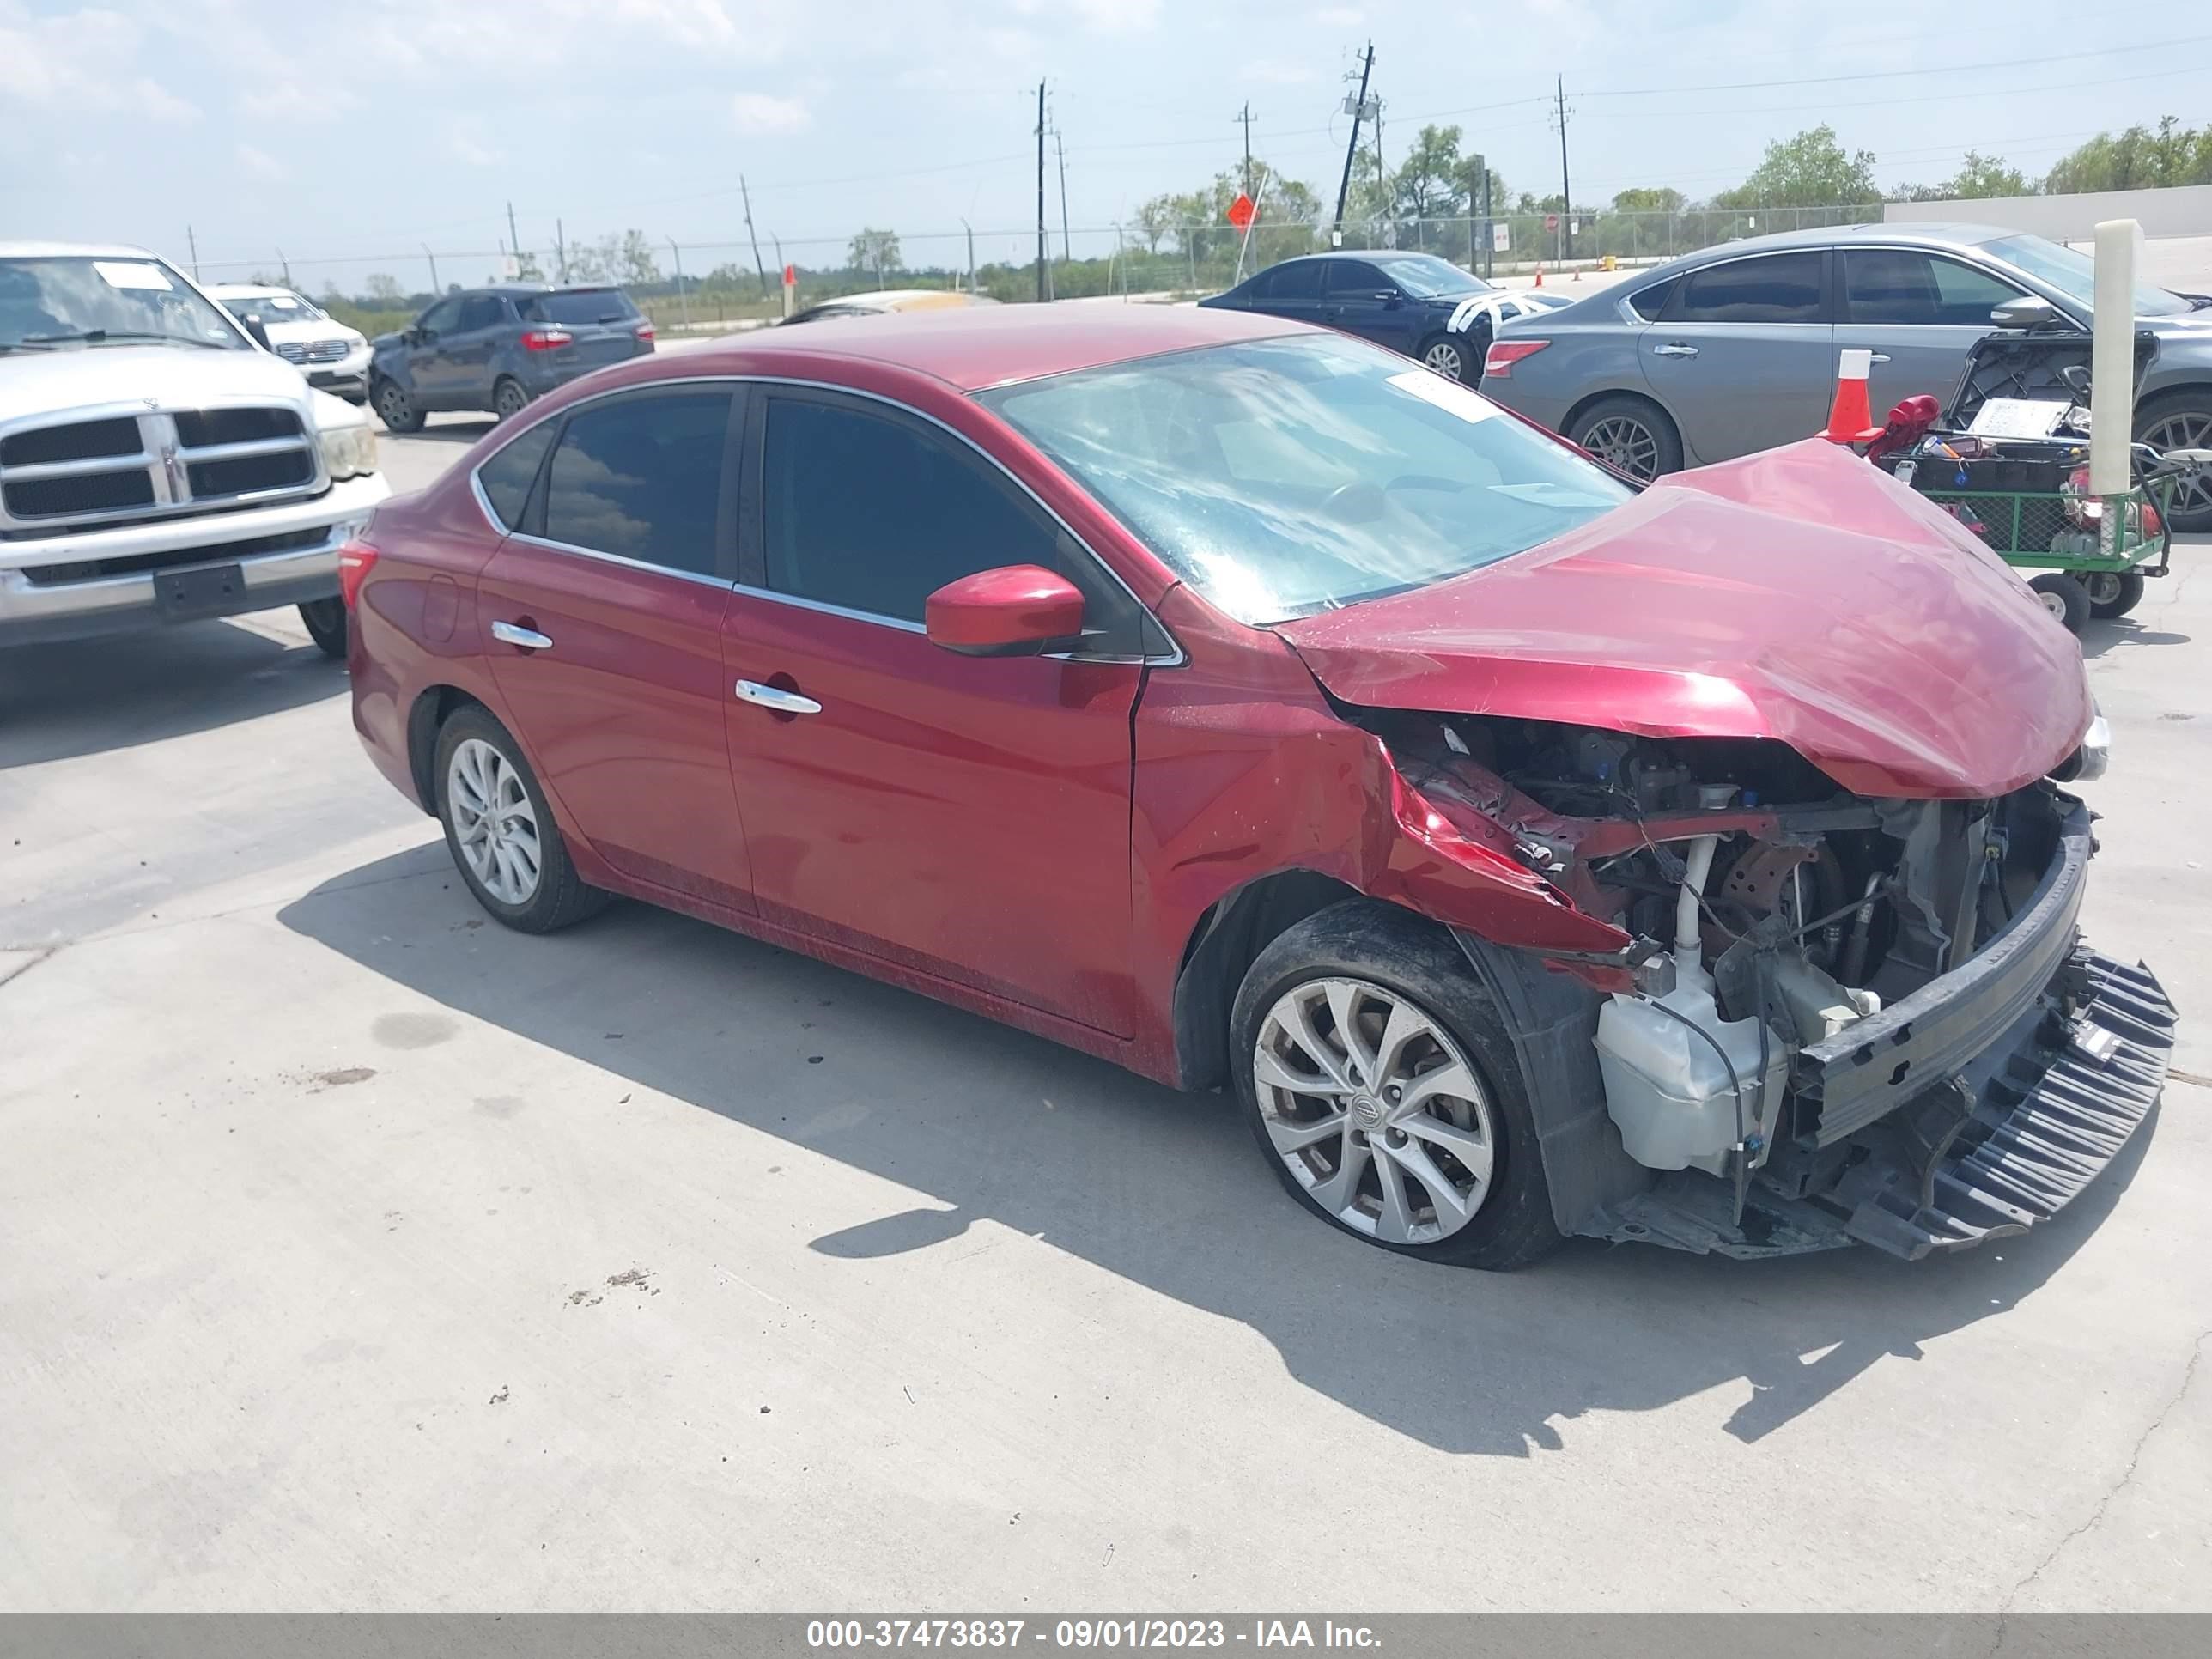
top-left (2029, 572), bottom-right (2091, 632)
top-left (1568, 395), bottom-right (1682, 480)
top-left (433, 706), bottom-right (610, 934)
top-left (493, 377), bottom-right (530, 422)
top-left (1229, 899), bottom-right (1562, 1270)
top-left (2084, 570), bottom-right (2147, 620)
top-left (2136, 392), bottom-right (2212, 532)
top-left (297, 598), bottom-right (348, 659)
top-left (374, 379), bottom-right (424, 434)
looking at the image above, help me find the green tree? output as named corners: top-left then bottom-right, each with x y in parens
top-left (365, 272), bottom-right (403, 303)
top-left (1942, 151), bottom-right (2031, 199)
top-left (1610, 187), bottom-right (1686, 214)
top-left (848, 228), bottom-right (902, 276)
top-left (2045, 118), bottom-right (2212, 192)
top-left (513, 250), bottom-right (546, 282)
top-left (1714, 125), bottom-right (1880, 208)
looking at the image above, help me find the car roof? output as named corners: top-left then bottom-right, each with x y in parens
top-left (471, 282), bottom-right (631, 295)
top-left (0, 240), bottom-right (167, 261)
top-left (805, 289), bottom-right (995, 312)
top-left (1646, 221), bottom-right (2014, 263)
top-left (205, 283), bottom-right (295, 298)
top-left (683, 302), bottom-right (1306, 392)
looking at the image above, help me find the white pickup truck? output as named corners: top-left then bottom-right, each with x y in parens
top-left (0, 242), bottom-right (389, 658)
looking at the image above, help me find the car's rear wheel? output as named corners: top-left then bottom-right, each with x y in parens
top-left (1230, 900), bottom-right (1561, 1270)
top-left (1568, 395), bottom-right (1682, 480)
top-left (297, 598), bottom-right (348, 659)
top-left (2136, 392), bottom-right (2212, 532)
top-left (433, 706), bottom-right (609, 933)
top-left (2084, 569), bottom-right (2147, 620)
top-left (493, 376), bottom-right (530, 422)
top-left (373, 379), bottom-right (424, 434)
top-left (1417, 334), bottom-right (1475, 384)
top-left (2029, 572), bottom-right (2091, 633)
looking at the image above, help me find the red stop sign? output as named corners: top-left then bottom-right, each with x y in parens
top-left (1545, 213), bottom-right (1559, 231)
top-left (1227, 193), bottom-right (1255, 232)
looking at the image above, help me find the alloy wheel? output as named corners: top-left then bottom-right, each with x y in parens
top-left (447, 738), bottom-right (541, 905)
top-left (1251, 976), bottom-right (1497, 1245)
top-left (2143, 408), bottom-right (2212, 519)
top-left (377, 385), bottom-right (413, 428)
top-left (495, 381), bottom-right (528, 420)
top-left (1422, 340), bottom-right (1465, 380)
top-left (1581, 415), bottom-right (1661, 478)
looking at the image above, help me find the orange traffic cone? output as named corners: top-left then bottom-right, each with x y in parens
top-left (1534, 261), bottom-right (1544, 288)
top-left (1819, 348), bottom-right (1884, 446)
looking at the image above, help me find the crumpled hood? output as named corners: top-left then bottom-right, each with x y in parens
top-left (1277, 440), bottom-right (2093, 799)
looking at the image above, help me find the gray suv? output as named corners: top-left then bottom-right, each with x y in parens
top-left (368, 283), bottom-right (653, 432)
top-left (1479, 222), bottom-right (2212, 527)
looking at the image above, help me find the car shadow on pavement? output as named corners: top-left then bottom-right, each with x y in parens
top-left (2080, 618), bottom-right (2191, 659)
top-left (389, 417), bottom-right (498, 445)
top-left (280, 849), bottom-right (2154, 1459)
top-left (0, 619), bottom-right (346, 769)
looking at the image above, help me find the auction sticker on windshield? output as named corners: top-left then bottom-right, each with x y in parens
top-left (1387, 368), bottom-right (1497, 421)
top-left (93, 261), bottom-right (173, 290)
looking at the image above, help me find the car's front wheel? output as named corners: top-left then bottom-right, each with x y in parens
top-left (297, 597), bottom-right (348, 659)
top-left (1568, 395), bottom-right (1683, 480)
top-left (1417, 333), bottom-right (1477, 384)
top-left (373, 378), bottom-right (424, 434)
top-left (1230, 900), bottom-right (1561, 1269)
top-left (433, 706), bottom-right (609, 933)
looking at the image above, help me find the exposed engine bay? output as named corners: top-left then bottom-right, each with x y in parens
top-left (1354, 707), bottom-right (2171, 1257)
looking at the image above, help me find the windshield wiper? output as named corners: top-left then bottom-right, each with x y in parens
top-left (19, 330), bottom-right (226, 349)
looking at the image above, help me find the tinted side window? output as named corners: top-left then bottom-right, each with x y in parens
top-left (1627, 276), bottom-right (1677, 319)
top-left (457, 295), bottom-right (505, 331)
top-left (1261, 261), bottom-right (1323, 301)
top-left (520, 289), bottom-right (641, 325)
top-left (1325, 260), bottom-right (1388, 296)
top-left (1844, 248), bottom-right (2021, 325)
top-left (1672, 252), bottom-right (1824, 323)
top-left (476, 423), bottom-right (555, 531)
top-left (541, 392), bottom-right (731, 575)
top-left (418, 297), bottom-right (462, 333)
top-left (762, 397), bottom-right (1135, 639)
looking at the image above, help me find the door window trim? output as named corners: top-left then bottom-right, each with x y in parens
top-left (1656, 246), bottom-right (1835, 326)
top-left (482, 380), bottom-right (750, 588)
top-left (1838, 244), bottom-right (2032, 327)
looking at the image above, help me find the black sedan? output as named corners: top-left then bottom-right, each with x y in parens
top-left (1199, 251), bottom-right (1502, 382)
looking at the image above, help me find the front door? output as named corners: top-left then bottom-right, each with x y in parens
top-left (477, 383), bottom-right (756, 911)
top-left (1837, 246), bottom-right (2033, 422)
top-left (1324, 259), bottom-right (1419, 355)
top-left (405, 295), bottom-right (466, 407)
top-left (428, 292), bottom-right (508, 411)
top-left (720, 387), bottom-right (1151, 1035)
top-left (1639, 248), bottom-right (1835, 464)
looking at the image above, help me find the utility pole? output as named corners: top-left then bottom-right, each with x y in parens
top-left (669, 237), bottom-right (690, 331)
top-left (1238, 102), bottom-right (1254, 199)
top-left (1331, 41), bottom-right (1375, 246)
top-left (506, 201), bottom-right (521, 270)
top-left (960, 218), bottom-right (975, 294)
top-left (1054, 126), bottom-right (1072, 264)
top-left (1035, 80), bottom-right (1048, 302)
top-left (277, 247), bottom-right (291, 286)
top-left (422, 243), bottom-right (440, 293)
top-left (1477, 156), bottom-right (1494, 279)
top-left (740, 174), bottom-right (768, 295)
top-left (1553, 75), bottom-right (1574, 264)
top-left (556, 220), bottom-right (568, 283)
top-left (186, 225), bottom-right (199, 279)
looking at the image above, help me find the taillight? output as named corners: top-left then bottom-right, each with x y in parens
top-left (1483, 338), bottom-right (1551, 379)
top-left (634, 322), bottom-right (655, 342)
top-left (520, 327), bottom-right (572, 351)
top-left (337, 540), bottom-right (379, 609)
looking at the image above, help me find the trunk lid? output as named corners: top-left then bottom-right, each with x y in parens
top-left (1275, 440), bottom-right (2091, 799)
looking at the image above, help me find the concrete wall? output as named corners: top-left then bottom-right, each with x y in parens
top-left (1885, 185), bottom-right (2212, 240)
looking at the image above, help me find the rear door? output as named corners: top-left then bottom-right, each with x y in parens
top-left (1638, 249), bottom-right (1835, 463)
top-left (1250, 259), bottom-right (1328, 328)
top-left (1837, 246), bottom-right (2032, 420)
top-left (520, 288), bottom-right (650, 379)
top-left (476, 384), bottom-right (756, 909)
top-left (1323, 259), bottom-right (1419, 355)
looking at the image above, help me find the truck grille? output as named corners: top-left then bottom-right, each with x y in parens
top-left (0, 405), bottom-right (319, 533)
top-left (275, 340), bottom-right (351, 365)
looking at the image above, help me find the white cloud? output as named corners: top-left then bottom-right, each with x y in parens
top-left (239, 83), bottom-right (358, 122)
top-left (1247, 57), bottom-right (1317, 87)
top-left (0, 3), bottom-right (198, 119)
top-left (732, 92), bottom-right (811, 133)
top-left (1314, 4), bottom-right (1364, 25)
top-left (234, 142), bottom-right (288, 181)
top-left (1013, 0), bottom-right (1158, 33)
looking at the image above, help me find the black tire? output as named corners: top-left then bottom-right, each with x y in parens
top-left (493, 376), bottom-right (530, 422)
top-left (1415, 332), bottom-right (1478, 385)
top-left (2084, 569), bottom-right (2147, 620)
top-left (297, 597), bottom-right (348, 660)
top-left (432, 705), bottom-right (610, 933)
top-left (1567, 394), bottom-right (1683, 480)
top-left (373, 378), bottom-right (424, 434)
top-left (2029, 572), bottom-right (2091, 633)
top-left (2135, 390), bottom-right (2212, 532)
top-left (1229, 899), bottom-right (1563, 1271)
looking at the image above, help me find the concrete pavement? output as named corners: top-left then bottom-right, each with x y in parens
top-left (0, 423), bottom-right (2206, 1613)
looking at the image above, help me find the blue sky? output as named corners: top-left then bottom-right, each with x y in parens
top-left (2, 0), bottom-right (2204, 293)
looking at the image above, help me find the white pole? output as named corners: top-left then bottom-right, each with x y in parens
top-left (1233, 167), bottom-right (1272, 285)
top-left (2090, 218), bottom-right (2140, 508)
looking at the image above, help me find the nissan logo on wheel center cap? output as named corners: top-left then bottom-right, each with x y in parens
top-left (1351, 1093), bottom-right (1386, 1128)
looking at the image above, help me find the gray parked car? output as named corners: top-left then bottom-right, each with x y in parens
top-left (368, 283), bottom-right (653, 432)
top-left (1479, 222), bottom-right (2212, 527)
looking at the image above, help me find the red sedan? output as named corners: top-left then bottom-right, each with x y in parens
top-left (347, 304), bottom-right (2172, 1269)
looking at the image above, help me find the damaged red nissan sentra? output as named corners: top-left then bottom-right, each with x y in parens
top-left (345, 304), bottom-right (2175, 1269)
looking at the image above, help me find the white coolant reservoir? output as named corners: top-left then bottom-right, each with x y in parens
top-left (1596, 979), bottom-right (1778, 1177)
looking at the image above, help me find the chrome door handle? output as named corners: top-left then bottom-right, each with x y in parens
top-left (1869, 353), bottom-right (1892, 364)
top-left (734, 678), bottom-right (822, 716)
top-left (1652, 343), bottom-right (1698, 358)
top-left (490, 620), bottom-right (553, 650)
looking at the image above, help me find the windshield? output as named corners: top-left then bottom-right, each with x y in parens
top-left (0, 256), bottom-right (247, 351)
top-left (1373, 253), bottom-right (1492, 298)
top-left (981, 333), bottom-right (1632, 625)
top-left (1978, 234), bottom-right (2193, 319)
top-left (221, 290), bottom-right (327, 325)
top-left (517, 289), bottom-right (641, 325)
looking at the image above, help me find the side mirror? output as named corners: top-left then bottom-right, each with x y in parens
top-left (1991, 294), bottom-right (2062, 331)
top-left (1375, 289), bottom-right (1402, 307)
top-left (240, 311), bottom-right (272, 350)
top-left (925, 565), bottom-right (1085, 658)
